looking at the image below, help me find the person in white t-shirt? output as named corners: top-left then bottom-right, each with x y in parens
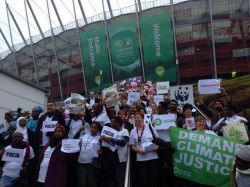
top-left (195, 115), bottom-right (217, 136)
top-left (77, 121), bottom-right (101, 187)
top-left (1, 132), bottom-right (34, 187)
top-left (92, 104), bottom-right (111, 127)
top-left (129, 113), bottom-right (159, 187)
top-left (100, 116), bottom-right (129, 187)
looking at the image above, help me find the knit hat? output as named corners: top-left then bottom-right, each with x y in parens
top-left (235, 145), bottom-right (250, 162)
top-left (33, 106), bottom-right (44, 113)
top-left (54, 124), bottom-right (66, 136)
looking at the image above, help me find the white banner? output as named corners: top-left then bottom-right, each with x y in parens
top-left (198, 79), bottom-right (221, 95)
top-left (170, 85), bottom-right (194, 106)
top-left (127, 92), bottom-right (140, 105)
top-left (2, 147), bottom-right (24, 163)
top-left (153, 114), bottom-right (176, 130)
top-left (101, 126), bottom-right (118, 152)
top-left (42, 121), bottom-right (57, 132)
top-left (61, 139), bottom-right (81, 153)
top-left (157, 81), bottom-right (169, 95)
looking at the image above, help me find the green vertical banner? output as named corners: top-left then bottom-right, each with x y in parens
top-left (80, 28), bottom-right (112, 92)
top-left (108, 20), bottom-right (141, 81)
top-left (140, 12), bottom-right (176, 82)
top-left (170, 128), bottom-right (242, 187)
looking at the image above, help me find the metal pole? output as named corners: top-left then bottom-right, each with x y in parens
top-left (102, 0), bottom-right (114, 84)
top-left (50, 0), bottom-right (65, 32)
top-left (5, 0), bottom-right (18, 75)
top-left (170, 0), bottom-right (180, 84)
top-left (135, 0), bottom-right (146, 82)
top-left (77, 0), bottom-right (88, 24)
top-left (72, 0), bottom-right (88, 96)
top-left (46, 0), bottom-right (63, 100)
top-left (24, 0), bottom-right (39, 85)
top-left (0, 28), bottom-right (13, 52)
top-left (208, 0), bottom-right (217, 79)
top-left (106, 0), bottom-right (113, 18)
top-left (26, 0), bottom-right (45, 39)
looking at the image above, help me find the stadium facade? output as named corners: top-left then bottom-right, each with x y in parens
top-left (0, 0), bottom-right (249, 100)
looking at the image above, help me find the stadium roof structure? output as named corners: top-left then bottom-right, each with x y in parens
top-left (0, 0), bottom-right (186, 59)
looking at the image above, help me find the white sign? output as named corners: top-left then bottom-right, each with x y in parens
top-left (42, 121), bottom-right (57, 132)
top-left (127, 92), bottom-right (140, 105)
top-left (157, 81), bottom-right (169, 95)
top-left (153, 95), bottom-right (164, 106)
top-left (170, 85), bottom-right (194, 106)
top-left (0, 123), bottom-right (6, 133)
top-left (70, 93), bottom-right (85, 108)
top-left (61, 139), bottom-right (81, 153)
top-left (2, 147), bottom-right (24, 163)
top-left (101, 126), bottom-right (118, 152)
top-left (153, 114), bottom-right (176, 130)
top-left (198, 79), bottom-right (221, 95)
top-left (185, 117), bottom-right (195, 130)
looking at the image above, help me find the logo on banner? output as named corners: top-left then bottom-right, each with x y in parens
top-left (170, 85), bottom-right (194, 106)
top-left (154, 118), bottom-right (162, 126)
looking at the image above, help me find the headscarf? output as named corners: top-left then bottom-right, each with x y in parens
top-left (33, 106), bottom-right (44, 113)
top-left (14, 117), bottom-right (28, 142)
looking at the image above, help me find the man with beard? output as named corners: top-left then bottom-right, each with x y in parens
top-left (92, 103), bottom-right (111, 127)
top-left (36, 124), bottom-right (77, 187)
top-left (36, 102), bottom-right (65, 154)
top-left (196, 87), bottom-right (231, 126)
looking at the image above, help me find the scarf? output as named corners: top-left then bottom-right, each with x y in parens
top-left (14, 117), bottom-right (28, 142)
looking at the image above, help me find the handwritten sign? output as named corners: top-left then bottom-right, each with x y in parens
top-left (127, 92), bottom-right (140, 105)
top-left (42, 121), bottom-right (57, 132)
top-left (157, 81), bottom-right (169, 95)
top-left (2, 147), bottom-right (24, 163)
top-left (198, 79), bottom-right (221, 95)
top-left (153, 95), bottom-right (164, 106)
top-left (153, 114), bottom-right (176, 130)
top-left (61, 139), bottom-right (81, 153)
top-left (101, 126), bottom-right (118, 152)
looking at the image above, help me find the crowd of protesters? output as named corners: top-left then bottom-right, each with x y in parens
top-left (0, 80), bottom-right (249, 187)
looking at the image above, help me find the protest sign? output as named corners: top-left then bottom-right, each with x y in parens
top-left (0, 123), bottom-right (6, 133)
top-left (42, 121), bottom-right (57, 132)
top-left (156, 81), bottom-right (169, 95)
top-left (170, 128), bottom-right (242, 187)
top-left (103, 85), bottom-right (120, 108)
top-left (185, 117), bottom-right (195, 130)
top-left (127, 92), bottom-right (140, 105)
top-left (101, 126), bottom-right (118, 152)
top-left (70, 93), bottom-right (85, 108)
top-left (170, 85), bottom-right (194, 106)
top-left (153, 114), bottom-right (176, 130)
top-left (61, 139), bottom-right (81, 153)
top-left (198, 79), bottom-right (221, 95)
top-left (153, 95), bottom-right (164, 106)
top-left (2, 147), bottom-right (24, 163)
top-left (223, 120), bottom-right (249, 143)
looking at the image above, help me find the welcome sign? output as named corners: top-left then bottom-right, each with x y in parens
top-left (170, 128), bottom-right (242, 187)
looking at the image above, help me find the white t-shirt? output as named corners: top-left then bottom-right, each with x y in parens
top-left (38, 146), bottom-right (56, 183)
top-left (92, 112), bottom-right (111, 127)
top-left (117, 128), bottom-right (129, 163)
top-left (3, 145), bottom-right (35, 178)
top-left (66, 119), bottom-right (84, 139)
top-left (41, 116), bottom-right (57, 146)
top-left (129, 125), bottom-right (159, 162)
top-left (78, 134), bottom-right (100, 164)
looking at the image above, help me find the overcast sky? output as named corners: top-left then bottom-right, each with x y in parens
top-left (0, 0), bottom-right (185, 55)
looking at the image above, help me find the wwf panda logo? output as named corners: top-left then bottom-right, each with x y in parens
top-left (175, 86), bottom-right (189, 102)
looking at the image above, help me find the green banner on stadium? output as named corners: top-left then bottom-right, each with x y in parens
top-left (170, 128), bottom-right (242, 187)
top-left (140, 12), bottom-right (176, 82)
top-left (108, 20), bottom-right (141, 81)
top-left (79, 28), bottom-right (111, 92)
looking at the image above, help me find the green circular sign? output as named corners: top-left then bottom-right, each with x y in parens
top-left (155, 118), bottom-right (162, 126)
